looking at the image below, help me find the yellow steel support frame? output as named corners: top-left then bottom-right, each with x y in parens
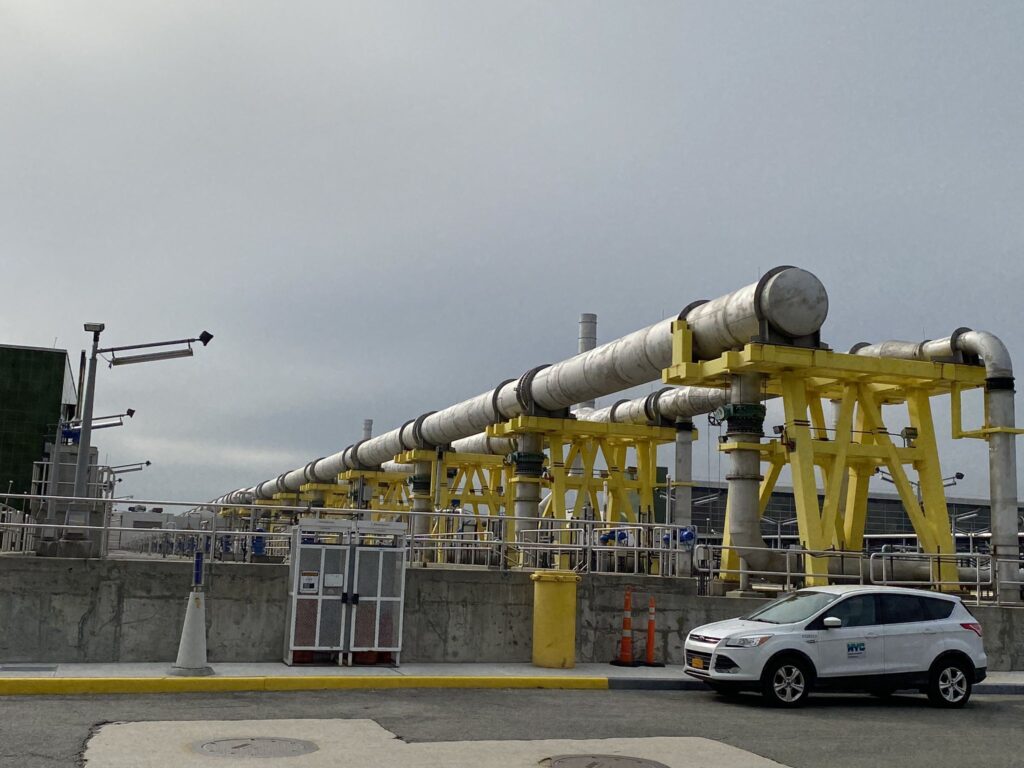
top-left (338, 469), bottom-right (412, 520)
top-left (488, 415), bottom-right (675, 524)
top-left (298, 481), bottom-right (351, 511)
top-left (489, 415), bottom-right (673, 572)
top-left (664, 321), bottom-right (989, 588)
top-left (396, 448), bottom-right (515, 564)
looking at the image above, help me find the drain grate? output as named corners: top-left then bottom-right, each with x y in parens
top-left (194, 738), bottom-right (319, 759)
top-left (547, 756), bottom-right (671, 768)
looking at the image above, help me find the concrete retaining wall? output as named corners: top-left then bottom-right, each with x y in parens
top-left (1, 556), bottom-right (1023, 669)
top-left (0, 557), bottom-right (287, 663)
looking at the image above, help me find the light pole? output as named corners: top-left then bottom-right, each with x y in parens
top-left (951, 510), bottom-right (979, 554)
top-left (99, 462), bottom-right (151, 557)
top-left (67, 323), bottom-right (106, 535)
top-left (875, 468), bottom-right (964, 505)
top-left (763, 516), bottom-right (799, 549)
top-left (65, 323), bottom-right (212, 555)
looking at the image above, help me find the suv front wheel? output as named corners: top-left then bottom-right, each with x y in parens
top-left (761, 656), bottom-right (812, 707)
top-left (928, 658), bottom-right (972, 708)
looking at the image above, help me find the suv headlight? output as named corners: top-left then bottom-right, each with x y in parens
top-left (724, 634), bottom-right (772, 648)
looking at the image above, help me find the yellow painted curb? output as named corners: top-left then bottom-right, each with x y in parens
top-left (0, 675), bottom-right (609, 696)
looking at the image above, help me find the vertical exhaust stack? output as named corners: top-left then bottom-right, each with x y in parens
top-left (362, 419), bottom-right (374, 441)
top-left (570, 313), bottom-right (598, 482)
top-left (575, 313), bottom-right (598, 411)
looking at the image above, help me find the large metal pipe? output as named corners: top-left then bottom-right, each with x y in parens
top-left (854, 328), bottom-right (1018, 600)
top-left (233, 267), bottom-right (827, 501)
top-left (575, 386), bottom-right (728, 425)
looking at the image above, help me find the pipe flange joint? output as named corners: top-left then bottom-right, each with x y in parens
top-left (275, 473), bottom-right (289, 494)
top-left (397, 419), bottom-right (418, 451)
top-left (510, 451), bottom-right (546, 477)
top-left (409, 474), bottom-right (432, 493)
top-left (848, 341), bottom-right (870, 354)
top-left (304, 458), bottom-right (326, 483)
top-left (340, 444), bottom-right (358, 470)
top-left (644, 387), bottom-right (674, 423)
top-left (516, 365), bottom-right (552, 415)
top-left (411, 411), bottom-right (437, 449)
top-left (714, 403), bottom-right (767, 436)
top-left (675, 419), bottom-right (695, 432)
top-left (986, 376), bottom-right (1016, 392)
top-left (348, 440), bottom-right (371, 470)
top-left (677, 300), bottom-right (709, 323)
top-left (491, 378), bottom-right (516, 421)
top-left (608, 399), bottom-right (630, 423)
top-left (948, 326), bottom-right (978, 365)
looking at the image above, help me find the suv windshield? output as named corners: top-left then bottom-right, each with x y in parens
top-left (744, 591), bottom-right (839, 624)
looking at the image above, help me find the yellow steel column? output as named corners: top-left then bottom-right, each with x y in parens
top-left (907, 390), bottom-right (959, 586)
top-left (842, 400), bottom-right (872, 551)
top-left (820, 388), bottom-right (856, 549)
top-left (781, 373), bottom-right (830, 583)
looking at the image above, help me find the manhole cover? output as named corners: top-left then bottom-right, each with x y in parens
top-left (547, 756), bottom-right (670, 768)
top-left (194, 738), bottom-right (319, 758)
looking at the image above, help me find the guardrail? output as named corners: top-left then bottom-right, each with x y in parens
top-left (694, 543), bottom-right (1002, 604)
top-left (3, 492), bottom-right (1023, 602)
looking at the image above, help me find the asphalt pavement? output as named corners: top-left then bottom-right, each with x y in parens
top-left (3, 688), bottom-right (1024, 768)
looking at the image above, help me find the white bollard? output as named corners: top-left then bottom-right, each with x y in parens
top-left (169, 589), bottom-right (214, 676)
top-left (169, 552), bottom-right (214, 676)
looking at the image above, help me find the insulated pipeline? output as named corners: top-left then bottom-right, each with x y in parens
top-left (236, 266), bottom-right (827, 500)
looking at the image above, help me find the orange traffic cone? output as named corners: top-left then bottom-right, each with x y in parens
top-left (610, 587), bottom-right (639, 666)
top-left (644, 596), bottom-right (665, 667)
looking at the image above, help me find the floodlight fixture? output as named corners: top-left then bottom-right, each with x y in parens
top-left (84, 322), bottom-right (105, 333)
top-left (111, 348), bottom-right (194, 366)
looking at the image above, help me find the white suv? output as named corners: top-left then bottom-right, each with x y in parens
top-left (684, 585), bottom-right (986, 707)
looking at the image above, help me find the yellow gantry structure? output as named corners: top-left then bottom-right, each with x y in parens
top-left (664, 320), bottom-right (990, 585)
top-left (488, 415), bottom-right (675, 524)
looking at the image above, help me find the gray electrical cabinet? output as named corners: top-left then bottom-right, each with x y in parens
top-left (283, 519), bottom-right (406, 666)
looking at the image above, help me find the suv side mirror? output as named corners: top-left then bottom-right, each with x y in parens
top-left (823, 616), bottom-right (842, 629)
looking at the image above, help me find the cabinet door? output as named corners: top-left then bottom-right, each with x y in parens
top-left (349, 547), bottom-right (406, 652)
top-left (290, 545), bottom-right (349, 650)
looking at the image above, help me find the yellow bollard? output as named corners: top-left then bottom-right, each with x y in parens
top-left (530, 570), bottom-right (581, 669)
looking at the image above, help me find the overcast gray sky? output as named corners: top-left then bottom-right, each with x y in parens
top-left (2, 1), bottom-right (1022, 506)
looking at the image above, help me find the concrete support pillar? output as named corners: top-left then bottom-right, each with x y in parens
top-left (987, 388), bottom-right (1020, 603)
top-left (410, 461), bottom-right (433, 539)
top-left (726, 374), bottom-right (766, 596)
top-left (513, 433), bottom-right (544, 523)
top-left (672, 420), bottom-right (694, 527)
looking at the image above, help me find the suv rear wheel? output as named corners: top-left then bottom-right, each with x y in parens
top-left (761, 656), bottom-right (811, 707)
top-left (928, 658), bottom-right (972, 708)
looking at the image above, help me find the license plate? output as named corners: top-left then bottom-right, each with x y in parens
top-left (691, 657), bottom-right (704, 669)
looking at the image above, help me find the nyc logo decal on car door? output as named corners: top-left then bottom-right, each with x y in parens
top-left (847, 642), bottom-right (866, 657)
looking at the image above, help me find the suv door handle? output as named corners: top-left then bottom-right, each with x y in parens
top-left (865, 632), bottom-right (880, 638)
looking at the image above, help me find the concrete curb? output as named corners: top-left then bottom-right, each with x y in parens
top-left (0, 675), bottom-right (611, 696)
top-left (1, 675), bottom-right (1020, 697)
top-left (611, 678), bottom-right (1024, 695)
